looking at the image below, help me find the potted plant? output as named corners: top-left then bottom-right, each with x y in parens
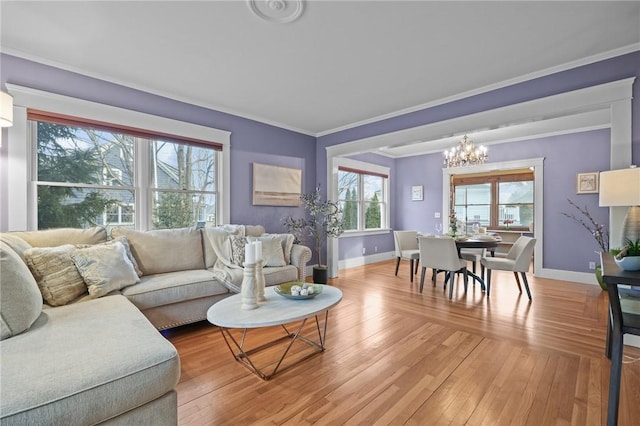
top-left (282, 185), bottom-right (345, 284)
top-left (613, 239), bottom-right (640, 271)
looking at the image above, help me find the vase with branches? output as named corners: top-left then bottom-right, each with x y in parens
top-left (561, 198), bottom-right (609, 289)
top-left (282, 185), bottom-right (345, 283)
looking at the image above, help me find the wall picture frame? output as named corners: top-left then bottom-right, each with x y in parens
top-left (252, 163), bottom-right (302, 206)
top-left (411, 185), bottom-right (423, 201)
top-left (576, 172), bottom-right (599, 194)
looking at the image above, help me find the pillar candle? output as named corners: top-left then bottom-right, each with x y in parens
top-left (254, 240), bottom-right (262, 262)
top-left (245, 243), bottom-right (255, 264)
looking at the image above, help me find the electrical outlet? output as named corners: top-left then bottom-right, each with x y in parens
top-left (362, 247), bottom-right (366, 255)
top-left (435, 212), bottom-right (441, 218)
top-left (589, 261), bottom-right (596, 270)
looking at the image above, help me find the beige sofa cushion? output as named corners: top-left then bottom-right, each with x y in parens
top-left (201, 225), bottom-right (244, 268)
top-left (9, 226), bottom-right (107, 247)
top-left (112, 227), bottom-right (204, 275)
top-left (0, 241), bottom-right (43, 340)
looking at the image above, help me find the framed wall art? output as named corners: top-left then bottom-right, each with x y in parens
top-left (576, 172), bottom-right (599, 194)
top-left (411, 185), bottom-right (423, 201)
top-left (252, 163), bottom-right (302, 206)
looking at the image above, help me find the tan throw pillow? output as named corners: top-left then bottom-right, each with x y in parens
top-left (24, 244), bottom-right (88, 306)
top-left (228, 235), bottom-right (248, 267)
top-left (71, 241), bottom-right (140, 298)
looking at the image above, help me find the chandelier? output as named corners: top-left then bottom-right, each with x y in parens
top-left (443, 135), bottom-right (487, 167)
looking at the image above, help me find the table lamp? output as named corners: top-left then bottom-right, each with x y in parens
top-left (599, 166), bottom-right (640, 245)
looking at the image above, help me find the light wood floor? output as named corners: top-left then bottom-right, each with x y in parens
top-left (165, 260), bottom-right (640, 425)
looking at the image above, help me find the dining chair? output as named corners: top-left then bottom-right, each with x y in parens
top-left (480, 236), bottom-right (536, 300)
top-left (418, 236), bottom-right (468, 299)
top-left (393, 230), bottom-right (420, 282)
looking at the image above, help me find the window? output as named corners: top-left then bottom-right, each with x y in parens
top-left (29, 110), bottom-right (220, 231)
top-left (337, 160), bottom-right (389, 232)
top-left (452, 170), bottom-right (534, 231)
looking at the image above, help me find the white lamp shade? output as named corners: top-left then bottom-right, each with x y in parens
top-left (0, 91), bottom-right (13, 127)
top-left (599, 167), bottom-right (640, 207)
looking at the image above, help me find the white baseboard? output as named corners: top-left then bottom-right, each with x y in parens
top-left (536, 268), bottom-right (599, 286)
top-left (338, 251), bottom-right (395, 270)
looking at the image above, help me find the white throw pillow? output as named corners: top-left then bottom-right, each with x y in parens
top-left (71, 241), bottom-right (140, 298)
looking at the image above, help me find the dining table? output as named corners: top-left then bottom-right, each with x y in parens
top-left (421, 234), bottom-right (501, 292)
top-left (454, 236), bottom-right (501, 291)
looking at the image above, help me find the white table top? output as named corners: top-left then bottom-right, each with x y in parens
top-left (207, 285), bottom-right (343, 328)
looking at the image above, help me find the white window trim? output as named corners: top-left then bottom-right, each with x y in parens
top-left (328, 156), bottom-right (390, 275)
top-left (6, 84), bottom-right (231, 231)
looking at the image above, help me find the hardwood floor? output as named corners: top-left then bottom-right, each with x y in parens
top-left (165, 260), bottom-right (640, 425)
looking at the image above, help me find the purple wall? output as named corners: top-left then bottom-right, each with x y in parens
top-left (0, 54), bottom-right (316, 232)
top-left (319, 52), bottom-right (639, 271)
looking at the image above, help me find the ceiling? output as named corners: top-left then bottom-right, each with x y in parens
top-left (1, 1), bottom-right (639, 139)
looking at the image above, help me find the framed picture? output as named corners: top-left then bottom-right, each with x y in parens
top-left (411, 185), bottom-right (423, 201)
top-left (252, 163), bottom-right (302, 206)
top-left (576, 172), bottom-right (599, 194)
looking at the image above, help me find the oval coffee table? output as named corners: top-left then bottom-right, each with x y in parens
top-left (207, 285), bottom-right (342, 380)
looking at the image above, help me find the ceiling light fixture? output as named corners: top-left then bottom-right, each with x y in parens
top-left (248, 0), bottom-right (304, 24)
top-left (443, 135), bottom-right (487, 168)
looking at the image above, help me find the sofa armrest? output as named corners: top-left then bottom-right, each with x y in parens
top-left (290, 244), bottom-right (312, 281)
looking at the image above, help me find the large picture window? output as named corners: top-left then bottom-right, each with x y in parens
top-left (452, 170), bottom-right (534, 231)
top-left (30, 110), bottom-right (220, 231)
top-left (337, 162), bottom-right (389, 232)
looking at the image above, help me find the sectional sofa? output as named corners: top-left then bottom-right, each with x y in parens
top-left (0, 225), bottom-right (311, 425)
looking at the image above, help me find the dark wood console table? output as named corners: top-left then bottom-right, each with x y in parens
top-left (599, 252), bottom-right (640, 426)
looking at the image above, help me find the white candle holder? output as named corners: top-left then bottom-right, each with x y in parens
top-left (255, 259), bottom-right (266, 302)
top-left (241, 262), bottom-right (258, 310)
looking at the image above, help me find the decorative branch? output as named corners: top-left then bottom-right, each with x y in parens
top-left (561, 198), bottom-right (609, 253)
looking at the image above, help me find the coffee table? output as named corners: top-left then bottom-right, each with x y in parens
top-left (207, 285), bottom-right (342, 380)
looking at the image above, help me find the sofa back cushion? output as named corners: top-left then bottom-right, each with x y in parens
top-left (0, 241), bottom-right (43, 340)
top-left (8, 226), bottom-right (107, 247)
top-left (111, 227), bottom-right (204, 275)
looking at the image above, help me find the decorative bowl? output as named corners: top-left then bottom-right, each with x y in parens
top-left (274, 282), bottom-right (324, 300)
top-left (615, 256), bottom-right (640, 271)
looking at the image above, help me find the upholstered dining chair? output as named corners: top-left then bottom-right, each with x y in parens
top-left (418, 236), bottom-right (468, 299)
top-left (393, 230), bottom-right (420, 282)
top-left (480, 236), bottom-right (536, 300)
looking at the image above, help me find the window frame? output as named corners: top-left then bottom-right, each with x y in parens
top-left (6, 84), bottom-right (230, 231)
top-left (335, 158), bottom-right (390, 237)
top-left (452, 170), bottom-right (534, 231)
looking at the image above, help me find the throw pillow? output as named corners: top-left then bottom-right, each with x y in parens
top-left (0, 241), bottom-right (43, 340)
top-left (259, 237), bottom-right (287, 267)
top-left (24, 244), bottom-right (88, 306)
top-left (77, 236), bottom-right (142, 277)
top-left (71, 241), bottom-right (140, 298)
top-left (228, 235), bottom-right (248, 267)
top-left (256, 233), bottom-right (295, 264)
